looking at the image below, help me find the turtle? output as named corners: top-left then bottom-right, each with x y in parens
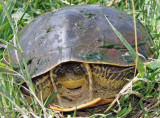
top-left (9, 5), bottom-right (155, 112)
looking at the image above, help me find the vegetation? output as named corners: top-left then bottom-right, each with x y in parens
top-left (0, 0), bottom-right (159, 117)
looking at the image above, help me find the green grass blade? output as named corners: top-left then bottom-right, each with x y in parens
top-left (140, 99), bottom-right (148, 117)
top-left (146, 60), bottom-right (160, 70)
top-left (44, 88), bottom-right (62, 106)
top-left (0, 38), bottom-right (21, 52)
top-left (0, 3), bottom-right (2, 11)
top-left (0, 0), bottom-right (34, 93)
top-left (0, 62), bottom-right (13, 70)
top-left (72, 105), bottom-right (77, 117)
top-left (105, 16), bottom-right (145, 76)
top-left (17, 2), bottom-right (29, 25)
top-left (0, 107), bottom-right (6, 117)
top-left (0, 91), bottom-right (27, 115)
top-left (0, 0), bottom-right (16, 39)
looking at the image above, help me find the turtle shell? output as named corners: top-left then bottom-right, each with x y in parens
top-left (10, 5), bottom-right (154, 78)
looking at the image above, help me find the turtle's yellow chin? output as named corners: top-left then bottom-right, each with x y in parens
top-left (57, 74), bottom-right (86, 89)
top-left (58, 77), bottom-right (85, 89)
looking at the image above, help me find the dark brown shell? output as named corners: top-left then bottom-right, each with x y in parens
top-left (10, 5), bottom-right (155, 77)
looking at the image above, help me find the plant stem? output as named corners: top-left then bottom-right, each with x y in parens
top-left (0, 0), bottom-right (34, 93)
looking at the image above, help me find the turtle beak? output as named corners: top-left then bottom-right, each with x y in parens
top-left (49, 98), bottom-right (114, 112)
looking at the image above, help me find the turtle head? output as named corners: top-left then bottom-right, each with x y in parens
top-left (54, 62), bottom-right (87, 89)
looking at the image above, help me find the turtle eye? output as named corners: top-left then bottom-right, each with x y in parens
top-left (73, 66), bottom-right (84, 75)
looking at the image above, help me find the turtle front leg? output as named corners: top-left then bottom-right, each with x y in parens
top-left (49, 69), bottom-right (63, 107)
top-left (83, 63), bottom-right (93, 100)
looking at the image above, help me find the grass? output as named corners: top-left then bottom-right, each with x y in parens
top-left (0, 0), bottom-right (160, 117)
